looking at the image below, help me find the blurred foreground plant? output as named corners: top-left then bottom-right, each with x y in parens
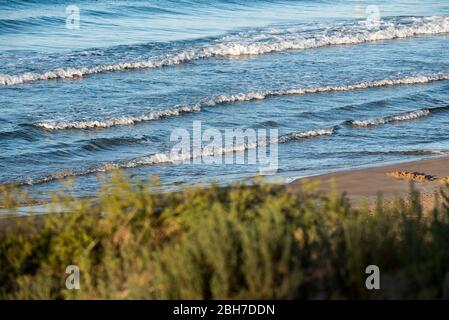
top-left (1, 173), bottom-right (449, 299)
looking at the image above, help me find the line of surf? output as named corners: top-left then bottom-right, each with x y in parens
top-left (18, 127), bottom-right (335, 185)
top-left (33, 72), bottom-right (449, 130)
top-left (347, 105), bottom-right (449, 127)
top-left (2, 16), bottom-right (449, 86)
top-left (16, 102), bottom-right (449, 185)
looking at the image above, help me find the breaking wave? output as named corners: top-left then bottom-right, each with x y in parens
top-left (277, 128), bottom-right (335, 143)
top-left (348, 109), bottom-right (431, 127)
top-left (34, 105), bottom-right (202, 130)
top-left (19, 127), bottom-right (335, 185)
top-left (33, 72), bottom-right (449, 130)
top-left (2, 16), bottom-right (449, 86)
top-left (14, 105), bottom-right (449, 185)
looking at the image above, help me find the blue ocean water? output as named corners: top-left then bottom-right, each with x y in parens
top-left (1, 0), bottom-right (449, 199)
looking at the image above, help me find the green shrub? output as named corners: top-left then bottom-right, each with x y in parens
top-left (1, 173), bottom-right (449, 299)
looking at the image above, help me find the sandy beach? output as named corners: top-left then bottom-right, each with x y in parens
top-left (2, 157), bottom-right (449, 217)
top-left (291, 157), bottom-right (449, 211)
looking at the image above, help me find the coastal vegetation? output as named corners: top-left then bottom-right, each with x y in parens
top-left (1, 173), bottom-right (449, 299)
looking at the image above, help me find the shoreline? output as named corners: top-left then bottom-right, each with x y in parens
top-left (2, 156), bottom-right (449, 216)
top-left (290, 156), bottom-right (449, 211)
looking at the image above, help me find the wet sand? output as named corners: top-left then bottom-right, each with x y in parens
top-left (2, 157), bottom-right (449, 217)
top-left (291, 157), bottom-right (449, 211)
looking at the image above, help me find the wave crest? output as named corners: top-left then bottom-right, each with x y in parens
top-left (2, 16), bottom-right (449, 86)
top-left (277, 128), bottom-right (335, 143)
top-left (34, 105), bottom-right (201, 130)
top-left (348, 109), bottom-right (430, 127)
top-left (19, 127), bottom-right (333, 185)
top-left (33, 72), bottom-right (449, 130)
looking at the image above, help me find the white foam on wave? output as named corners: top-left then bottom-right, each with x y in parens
top-left (20, 127), bottom-right (334, 185)
top-left (122, 127), bottom-right (335, 169)
top-left (277, 128), bottom-right (335, 143)
top-left (35, 105), bottom-right (201, 130)
top-left (349, 109), bottom-right (430, 127)
top-left (2, 16), bottom-right (449, 86)
top-left (34, 72), bottom-right (449, 130)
